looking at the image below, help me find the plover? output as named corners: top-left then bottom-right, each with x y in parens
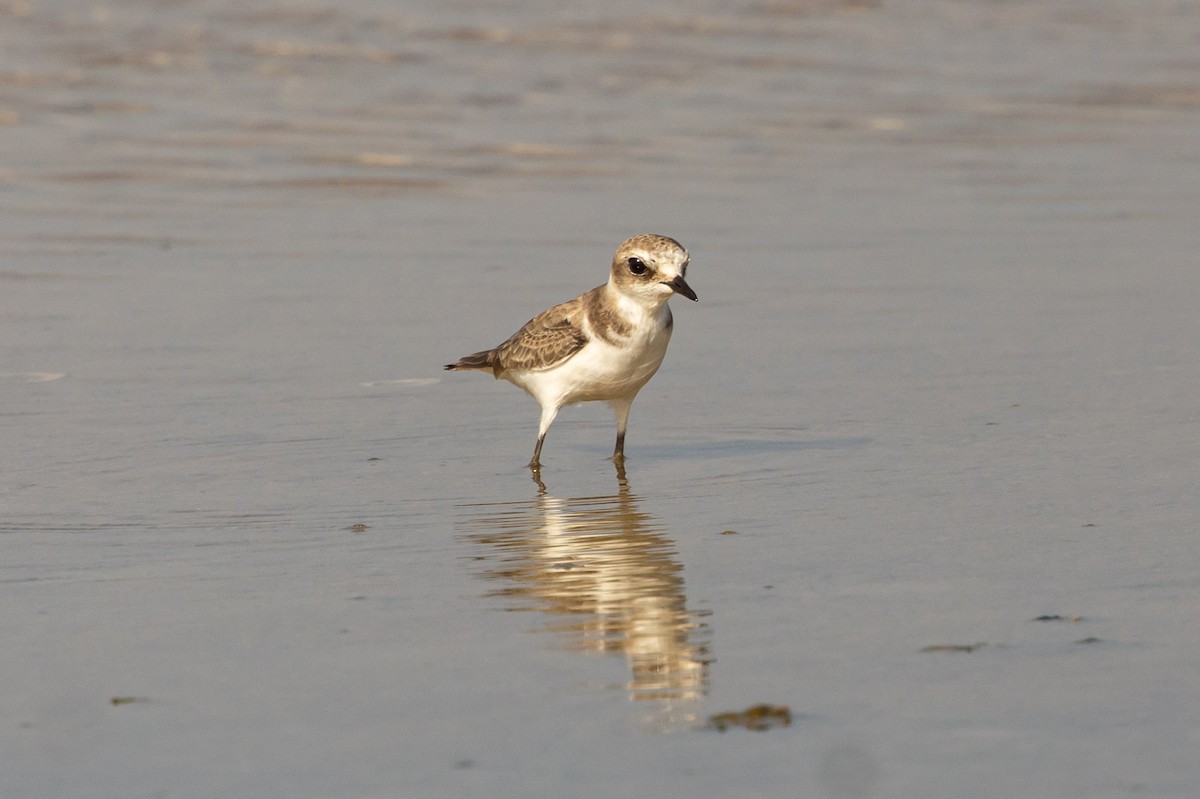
top-left (445, 233), bottom-right (697, 469)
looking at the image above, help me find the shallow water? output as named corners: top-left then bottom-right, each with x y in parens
top-left (4, 0), bottom-right (1200, 797)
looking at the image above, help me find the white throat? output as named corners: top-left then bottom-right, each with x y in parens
top-left (607, 278), bottom-right (671, 317)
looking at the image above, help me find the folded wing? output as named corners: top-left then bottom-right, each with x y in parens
top-left (494, 298), bottom-right (589, 375)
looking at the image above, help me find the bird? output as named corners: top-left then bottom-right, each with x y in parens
top-left (445, 233), bottom-right (697, 470)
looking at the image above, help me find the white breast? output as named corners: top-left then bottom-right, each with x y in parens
top-left (507, 304), bottom-right (673, 408)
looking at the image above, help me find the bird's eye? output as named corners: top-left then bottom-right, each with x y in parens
top-left (627, 257), bottom-right (648, 275)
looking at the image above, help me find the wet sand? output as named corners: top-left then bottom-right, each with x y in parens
top-left (3, 1), bottom-right (1200, 797)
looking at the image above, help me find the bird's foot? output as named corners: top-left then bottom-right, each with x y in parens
top-left (528, 460), bottom-right (546, 493)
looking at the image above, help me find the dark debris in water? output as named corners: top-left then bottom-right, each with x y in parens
top-left (706, 704), bottom-right (792, 732)
top-left (1075, 636), bottom-right (1102, 645)
top-left (920, 642), bottom-right (986, 653)
top-left (1033, 614), bottom-right (1083, 622)
top-left (110, 696), bottom-right (149, 706)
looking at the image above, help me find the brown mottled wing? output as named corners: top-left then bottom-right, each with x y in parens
top-left (494, 293), bottom-right (591, 374)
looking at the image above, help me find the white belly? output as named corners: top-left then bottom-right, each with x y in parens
top-left (506, 315), bottom-right (673, 408)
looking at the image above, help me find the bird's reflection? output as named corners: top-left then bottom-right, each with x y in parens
top-left (459, 473), bottom-right (711, 731)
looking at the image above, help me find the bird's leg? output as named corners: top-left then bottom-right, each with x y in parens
top-left (611, 397), bottom-right (633, 463)
top-left (530, 403), bottom-right (559, 469)
top-left (529, 434), bottom-right (545, 470)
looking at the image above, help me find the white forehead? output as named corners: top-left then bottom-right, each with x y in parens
top-left (615, 233), bottom-right (689, 274)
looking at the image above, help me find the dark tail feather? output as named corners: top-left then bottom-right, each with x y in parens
top-left (444, 349), bottom-right (499, 374)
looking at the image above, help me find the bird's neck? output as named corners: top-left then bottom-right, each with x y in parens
top-left (605, 280), bottom-right (669, 320)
